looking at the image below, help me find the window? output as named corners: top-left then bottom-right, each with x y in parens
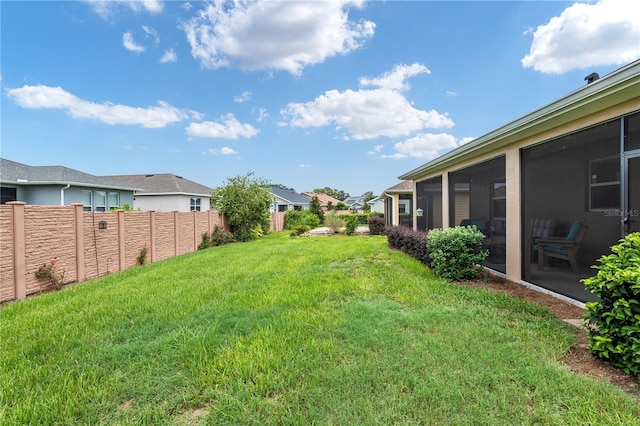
top-left (589, 157), bottom-right (620, 211)
top-left (95, 191), bottom-right (106, 211)
top-left (1, 187), bottom-right (17, 204)
top-left (492, 179), bottom-right (506, 220)
top-left (109, 192), bottom-right (119, 210)
top-left (190, 198), bottom-right (201, 211)
top-left (81, 190), bottom-right (93, 212)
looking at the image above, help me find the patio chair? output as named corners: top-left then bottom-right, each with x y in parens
top-left (537, 220), bottom-right (588, 274)
top-left (530, 218), bottom-right (556, 261)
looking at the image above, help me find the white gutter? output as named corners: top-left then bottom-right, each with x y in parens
top-left (60, 184), bottom-right (70, 206)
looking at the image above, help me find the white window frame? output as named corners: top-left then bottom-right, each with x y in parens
top-left (81, 190), bottom-right (93, 212)
top-left (190, 198), bottom-right (201, 211)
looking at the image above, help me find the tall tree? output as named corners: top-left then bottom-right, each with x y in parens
top-left (308, 195), bottom-right (324, 223)
top-left (313, 187), bottom-right (350, 201)
top-left (212, 172), bottom-right (273, 242)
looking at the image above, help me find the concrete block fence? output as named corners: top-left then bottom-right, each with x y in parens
top-left (0, 203), bottom-right (285, 303)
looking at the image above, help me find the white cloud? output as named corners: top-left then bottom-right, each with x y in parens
top-left (383, 133), bottom-right (459, 160)
top-left (256, 107), bottom-right (268, 122)
top-left (447, 91), bottom-right (457, 97)
top-left (186, 113), bottom-right (259, 139)
top-left (123, 32), bottom-right (145, 53)
top-left (234, 91), bottom-right (252, 103)
top-left (142, 25), bottom-right (160, 46)
top-left (204, 147), bottom-right (239, 155)
top-left (360, 63), bottom-right (430, 91)
top-left (281, 63), bottom-right (453, 140)
top-left (84, 0), bottom-right (163, 18)
top-left (181, 0), bottom-right (375, 76)
top-left (160, 48), bottom-right (177, 63)
top-left (367, 144), bottom-right (384, 155)
top-left (522, 0), bottom-right (640, 74)
top-left (298, 164), bottom-right (311, 168)
top-left (6, 85), bottom-right (193, 128)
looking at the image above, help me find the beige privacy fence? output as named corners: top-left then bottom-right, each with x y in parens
top-left (1, 203), bottom-right (285, 303)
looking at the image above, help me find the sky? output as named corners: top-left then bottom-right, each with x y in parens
top-left (2, 0), bottom-right (639, 197)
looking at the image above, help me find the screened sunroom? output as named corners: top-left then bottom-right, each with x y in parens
top-left (399, 60), bottom-right (640, 303)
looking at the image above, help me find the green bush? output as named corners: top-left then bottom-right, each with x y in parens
top-left (345, 216), bottom-right (359, 236)
top-left (291, 224), bottom-right (311, 237)
top-left (582, 232), bottom-right (640, 377)
top-left (198, 226), bottom-right (236, 249)
top-left (284, 210), bottom-right (320, 230)
top-left (426, 226), bottom-right (488, 281)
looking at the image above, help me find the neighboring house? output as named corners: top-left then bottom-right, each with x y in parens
top-left (367, 196), bottom-right (385, 214)
top-left (398, 59), bottom-right (640, 303)
top-left (104, 174), bottom-right (212, 212)
top-left (380, 181), bottom-right (414, 227)
top-left (270, 186), bottom-right (310, 212)
top-left (301, 192), bottom-right (342, 211)
top-left (0, 158), bottom-right (136, 210)
top-left (343, 195), bottom-right (365, 212)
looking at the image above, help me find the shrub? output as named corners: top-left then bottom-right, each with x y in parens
top-left (324, 212), bottom-right (345, 233)
top-left (198, 225), bottom-right (235, 249)
top-left (582, 232), bottom-right (640, 377)
top-left (35, 257), bottom-right (65, 290)
top-left (308, 196), bottom-right (325, 224)
top-left (211, 225), bottom-right (235, 246)
top-left (383, 226), bottom-right (429, 265)
top-left (368, 215), bottom-right (385, 235)
top-left (291, 224), bottom-right (311, 237)
top-left (426, 226), bottom-right (488, 281)
top-left (136, 245), bottom-right (149, 266)
top-left (345, 216), bottom-right (359, 236)
top-left (284, 210), bottom-right (320, 230)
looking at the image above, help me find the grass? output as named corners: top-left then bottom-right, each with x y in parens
top-left (1, 232), bottom-right (639, 425)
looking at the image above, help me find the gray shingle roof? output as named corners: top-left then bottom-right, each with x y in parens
top-left (270, 186), bottom-right (310, 204)
top-left (104, 174), bottom-right (212, 196)
top-left (0, 158), bottom-right (136, 190)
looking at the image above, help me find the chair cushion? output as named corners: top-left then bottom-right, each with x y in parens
top-left (542, 245), bottom-right (568, 255)
top-left (566, 221), bottom-right (581, 241)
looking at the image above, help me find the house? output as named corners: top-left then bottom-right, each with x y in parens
top-left (104, 174), bottom-right (213, 212)
top-left (343, 195), bottom-right (365, 212)
top-left (367, 196), bottom-right (385, 214)
top-left (0, 158), bottom-right (136, 210)
top-left (398, 59), bottom-right (640, 303)
top-left (301, 192), bottom-right (342, 211)
top-left (270, 186), bottom-right (310, 212)
top-left (380, 181), bottom-right (414, 227)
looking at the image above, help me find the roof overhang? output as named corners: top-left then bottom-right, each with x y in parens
top-left (399, 59), bottom-right (640, 181)
top-left (0, 180), bottom-right (139, 192)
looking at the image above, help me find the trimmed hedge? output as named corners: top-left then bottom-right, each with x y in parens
top-left (383, 226), bottom-right (429, 265)
top-left (583, 232), bottom-right (640, 377)
top-left (368, 215), bottom-right (385, 235)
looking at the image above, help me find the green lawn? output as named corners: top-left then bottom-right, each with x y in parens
top-left (2, 233), bottom-right (638, 425)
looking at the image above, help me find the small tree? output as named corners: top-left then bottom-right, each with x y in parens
top-left (212, 172), bottom-right (272, 242)
top-left (309, 196), bottom-right (324, 224)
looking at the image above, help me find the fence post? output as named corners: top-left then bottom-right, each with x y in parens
top-left (193, 211), bottom-right (198, 253)
top-left (73, 203), bottom-right (85, 283)
top-left (9, 202), bottom-right (26, 300)
top-left (118, 210), bottom-right (125, 271)
top-left (149, 210), bottom-right (156, 263)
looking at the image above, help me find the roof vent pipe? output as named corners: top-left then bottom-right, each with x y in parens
top-left (585, 72), bottom-right (599, 84)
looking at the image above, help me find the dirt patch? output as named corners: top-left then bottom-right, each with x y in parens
top-left (457, 273), bottom-right (640, 401)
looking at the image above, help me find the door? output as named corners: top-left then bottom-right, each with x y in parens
top-left (623, 154), bottom-right (640, 235)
